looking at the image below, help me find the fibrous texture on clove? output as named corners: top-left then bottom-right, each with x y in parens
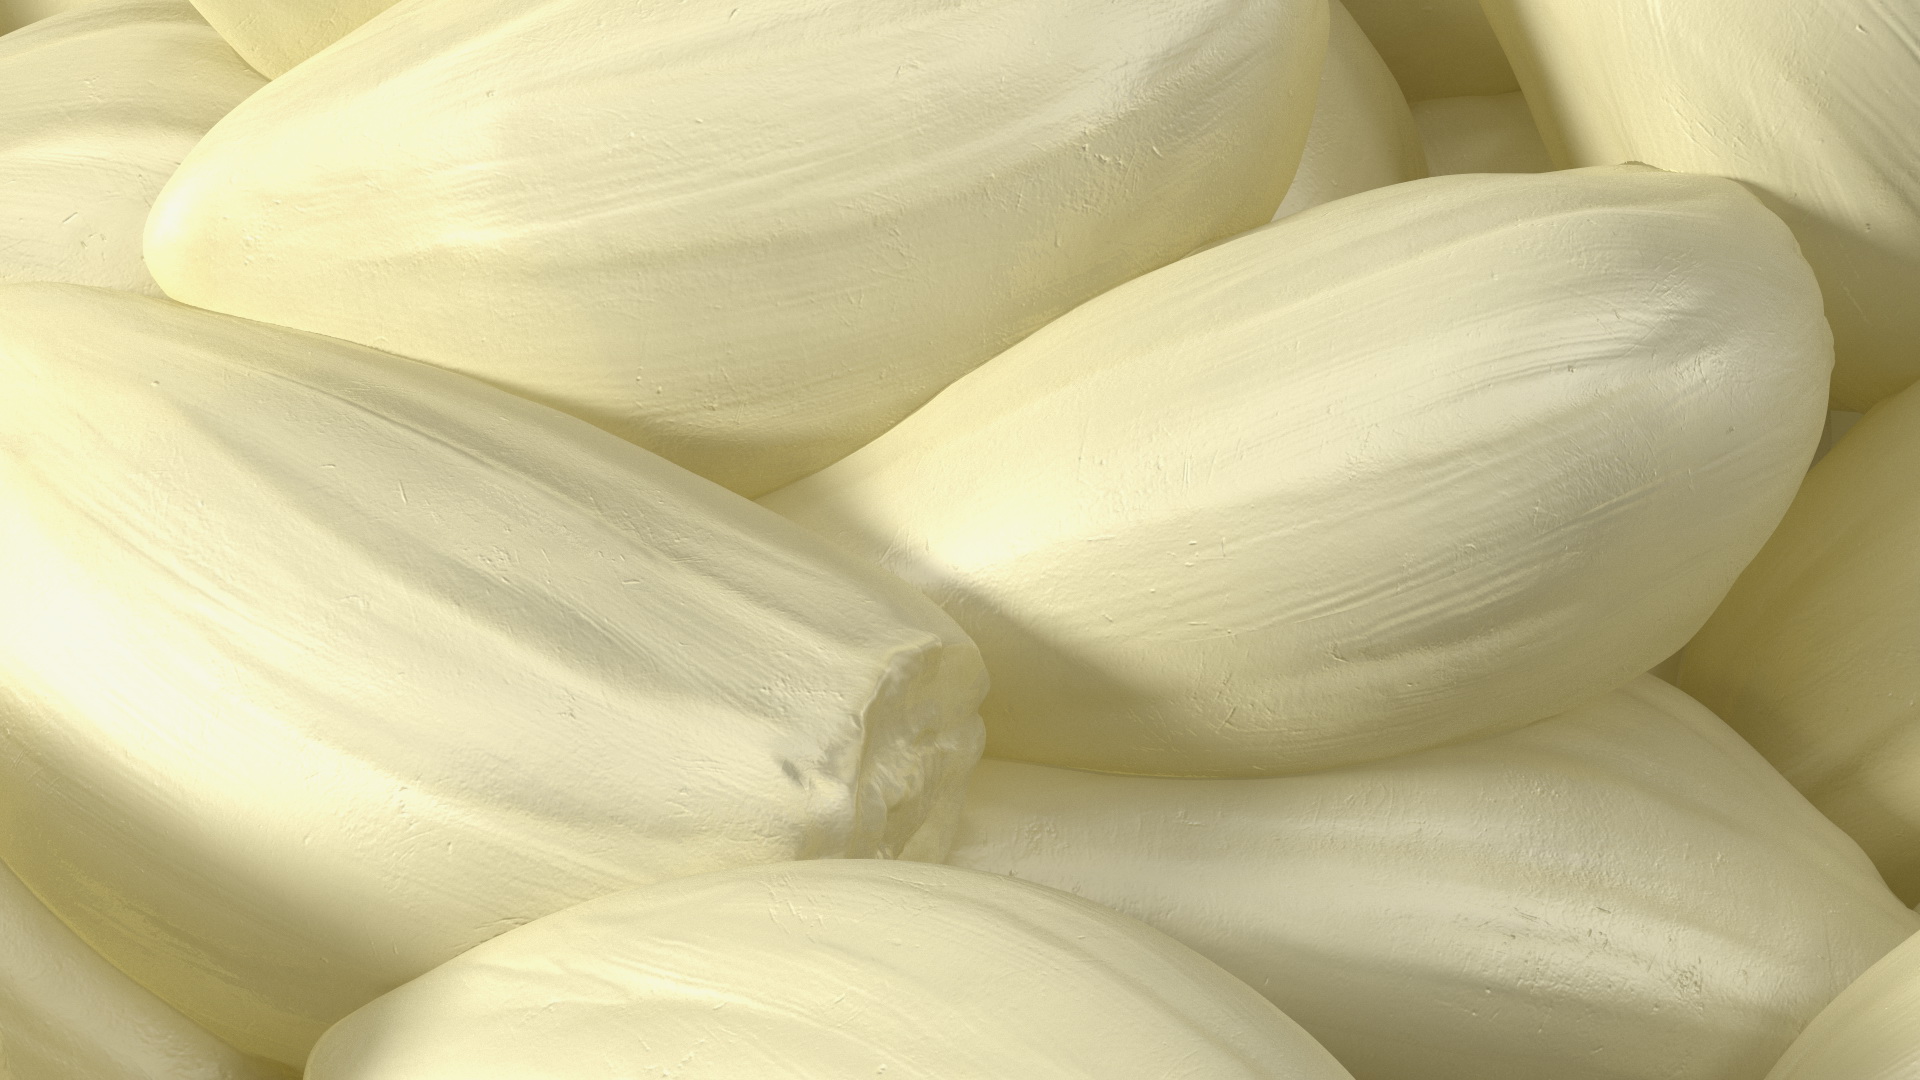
top-left (1410, 92), bottom-right (1553, 175)
top-left (946, 676), bottom-right (1920, 1080)
top-left (0, 858), bottom-right (292, 1080)
top-left (1680, 379), bottom-right (1920, 905)
top-left (0, 283), bottom-right (987, 1066)
top-left (1338, 0), bottom-right (1517, 99)
top-left (1481, 0), bottom-right (1920, 412)
top-left (1273, 0), bottom-right (1426, 220)
top-left (0, 0), bottom-right (262, 294)
top-left (305, 861), bottom-right (1358, 1080)
top-left (765, 166), bottom-right (1831, 778)
top-left (183, 0), bottom-right (396, 76)
top-left (143, 0), bottom-right (1328, 497)
top-left (1766, 929), bottom-right (1920, 1080)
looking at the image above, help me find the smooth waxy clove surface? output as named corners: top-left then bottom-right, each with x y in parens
top-left (0, 0), bottom-right (262, 294)
top-left (183, 0), bottom-right (396, 76)
top-left (1273, 0), bottom-right (1427, 220)
top-left (1681, 377), bottom-right (1920, 905)
top-left (766, 166), bottom-right (1831, 777)
top-left (0, 283), bottom-right (986, 1065)
top-left (1482, 0), bottom-right (1920, 412)
top-left (306, 861), bottom-right (1359, 1080)
top-left (947, 676), bottom-right (1920, 1080)
top-left (0, 858), bottom-right (291, 1080)
top-left (144, 0), bottom-right (1328, 496)
top-left (1766, 928), bottom-right (1920, 1080)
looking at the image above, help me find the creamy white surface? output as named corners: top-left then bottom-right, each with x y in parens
top-left (0, 283), bottom-right (986, 1066)
top-left (1767, 929), bottom-right (1920, 1080)
top-left (948, 676), bottom-right (1920, 1080)
top-left (1411, 91), bottom-right (1553, 175)
top-left (1339, 0), bottom-right (1518, 99)
top-left (1483, 0), bottom-right (1920, 411)
top-left (184, 0), bottom-right (394, 76)
top-left (766, 167), bottom-right (1831, 777)
top-left (1274, 0), bottom-right (1426, 220)
top-left (0, 858), bottom-right (291, 1080)
top-left (1680, 379), bottom-right (1920, 905)
top-left (0, 0), bottom-right (100, 34)
top-left (307, 861), bottom-right (1357, 1080)
top-left (0, 0), bottom-right (262, 294)
top-left (145, 0), bottom-right (1327, 496)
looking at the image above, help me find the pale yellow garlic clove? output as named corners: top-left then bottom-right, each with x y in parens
top-left (1482, 0), bottom-right (1920, 411)
top-left (1273, 0), bottom-right (1427, 221)
top-left (1679, 379), bottom-right (1920, 905)
top-left (0, 283), bottom-right (987, 1067)
top-left (1339, 0), bottom-right (1518, 100)
top-left (305, 861), bottom-right (1358, 1080)
top-left (1410, 91), bottom-right (1553, 175)
top-left (1765, 928), bottom-right (1920, 1080)
top-left (183, 0), bottom-right (395, 77)
top-left (143, 0), bottom-right (1328, 498)
top-left (0, 857), bottom-right (292, 1080)
top-left (764, 166), bottom-right (1831, 778)
top-left (946, 676), bottom-right (1920, 1080)
top-left (0, 0), bottom-right (101, 35)
top-left (0, 0), bottom-right (262, 294)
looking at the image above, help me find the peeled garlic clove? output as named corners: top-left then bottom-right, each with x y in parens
top-left (1274, 0), bottom-right (1427, 220)
top-left (0, 857), bottom-right (291, 1080)
top-left (143, 0), bottom-right (1327, 498)
top-left (0, 0), bottom-right (262, 294)
top-left (0, 282), bottom-right (986, 1067)
top-left (1679, 379), bottom-right (1920, 905)
top-left (306, 861), bottom-right (1357, 1080)
top-left (1482, 0), bottom-right (1920, 411)
top-left (1766, 928), bottom-right (1920, 1080)
top-left (1340, 0), bottom-right (1518, 100)
top-left (0, 0), bottom-right (100, 34)
top-left (184, 0), bottom-right (395, 76)
top-left (1410, 91), bottom-right (1553, 175)
top-left (948, 676), bottom-right (1919, 1080)
top-left (764, 166), bottom-right (1830, 778)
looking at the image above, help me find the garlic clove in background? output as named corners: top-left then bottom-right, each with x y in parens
top-left (946, 676), bottom-right (1920, 1080)
top-left (1273, 0), bottom-right (1427, 221)
top-left (0, 857), bottom-right (292, 1080)
top-left (1765, 928), bottom-right (1920, 1080)
top-left (1339, 0), bottom-right (1518, 100)
top-left (0, 282), bottom-right (986, 1066)
top-left (0, 0), bottom-right (262, 295)
top-left (1410, 91), bottom-right (1554, 175)
top-left (0, 0), bottom-right (100, 34)
top-left (305, 861), bottom-right (1359, 1080)
top-left (143, 0), bottom-right (1329, 497)
top-left (1482, 0), bottom-right (1920, 412)
top-left (182, 0), bottom-right (395, 77)
top-left (765, 166), bottom-right (1831, 778)
top-left (1680, 378), bottom-right (1920, 905)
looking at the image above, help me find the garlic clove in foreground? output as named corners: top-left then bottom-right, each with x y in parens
top-left (144, 0), bottom-right (1328, 497)
top-left (947, 676), bottom-right (1919, 1080)
top-left (1273, 0), bottom-right (1427, 221)
top-left (1410, 91), bottom-right (1553, 175)
top-left (0, 283), bottom-right (986, 1066)
top-left (764, 166), bottom-right (1831, 778)
top-left (1680, 377), bottom-right (1920, 905)
top-left (1765, 928), bottom-right (1920, 1080)
top-left (1481, 0), bottom-right (1920, 412)
top-left (305, 860), bottom-right (1357, 1080)
top-left (0, 0), bottom-right (262, 295)
top-left (1339, 0), bottom-right (1518, 100)
top-left (0, 857), bottom-right (292, 1080)
top-left (183, 0), bottom-right (396, 77)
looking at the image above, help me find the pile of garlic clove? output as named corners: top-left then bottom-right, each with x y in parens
top-left (0, 1), bottom-right (1915, 1079)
